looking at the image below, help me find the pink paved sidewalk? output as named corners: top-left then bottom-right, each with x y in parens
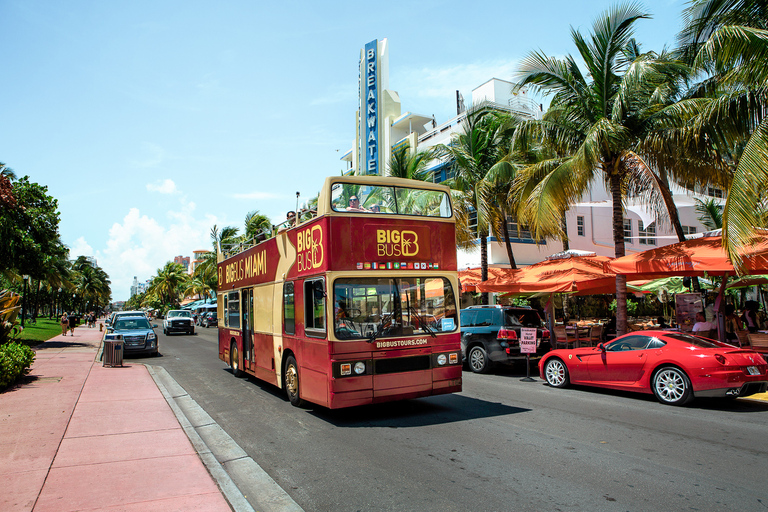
top-left (0, 320), bottom-right (231, 512)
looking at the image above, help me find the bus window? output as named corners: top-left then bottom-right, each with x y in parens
top-left (227, 291), bottom-right (240, 329)
top-left (304, 278), bottom-right (326, 337)
top-left (333, 277), bottom-right (457, 340)
top-left (330, 182), bottom-right (451, 218)
top-left (284, 282), bottom-right (295, 335)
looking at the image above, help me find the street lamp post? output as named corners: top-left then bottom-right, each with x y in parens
top-left (21, 275), bottom-right (29, 328)
top-left (57, 288), bottom-right (62, 317)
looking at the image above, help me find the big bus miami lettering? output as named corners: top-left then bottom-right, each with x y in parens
top-left (297, 225), bottom-right (324, 272)
top-left (220, 250), bottom-right (268, 286)
top-left (377, 229), bottom-right (419, 257)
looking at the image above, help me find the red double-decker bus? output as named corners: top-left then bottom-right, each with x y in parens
top-left (216, 175), bottom-right (462, 408)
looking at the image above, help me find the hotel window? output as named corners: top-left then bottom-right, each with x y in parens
top-left (468, 210), bottom-right (478, 238)
top-left (707, 187), bottom-right (725, 199)
top-left (623, 219), bottom-right (632, 244)
top-left (577, 216), bottom-right (585, 236)
top-left (639, 221), bottom-right (656, 246)
top-left (505, 217), bottom-right (534, 241)
top-left (682, 225), bottom-right (697, 235)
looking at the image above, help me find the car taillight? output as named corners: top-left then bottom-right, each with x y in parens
top-left (714, 354), bottom-right (727, 365)
top-left (497, 327), bottom-right (517, 340)
top-left (542, 329), bottom-right (550, 339)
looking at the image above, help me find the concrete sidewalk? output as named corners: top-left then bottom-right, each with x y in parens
top-left (0, 320), bottom-right (233, 512)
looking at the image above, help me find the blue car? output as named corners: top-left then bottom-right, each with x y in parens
top-left (105, 315), bottom-right (159, 356)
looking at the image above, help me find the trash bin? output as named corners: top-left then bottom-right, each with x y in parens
top-left (103, 339), bottom-right (123, 367)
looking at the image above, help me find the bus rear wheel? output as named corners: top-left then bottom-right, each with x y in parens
top-left (284, 355), bottom-right (304, 407)
top-left (230, 342), bottom-right (243, 378)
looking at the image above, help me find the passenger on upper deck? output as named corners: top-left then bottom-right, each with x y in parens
top-left (345, 196), bottom-right (368, 212)
top-left (278, 211), bottom-right (296, 233)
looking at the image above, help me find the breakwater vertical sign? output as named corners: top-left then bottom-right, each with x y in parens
top-left (360, 39), bottom-right (379, 175)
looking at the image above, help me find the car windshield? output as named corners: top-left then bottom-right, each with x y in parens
top-left (168, 311), bottom-right (191, 318)
top-left (333, 277), bottom-right (457, 340)
top-left (114, 318), bottom-right (151, 330)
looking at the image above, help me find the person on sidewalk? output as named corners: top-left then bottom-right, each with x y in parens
top-left (69, 312), bottom-right (78, 336)
top-left (60, 312), bottom-right (69, 335)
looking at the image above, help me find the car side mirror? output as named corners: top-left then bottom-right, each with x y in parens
top-left (597, 343), bottom-right (606, 352)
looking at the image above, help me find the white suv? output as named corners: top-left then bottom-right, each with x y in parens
top-left (163, 310), bottom-right (195, 335)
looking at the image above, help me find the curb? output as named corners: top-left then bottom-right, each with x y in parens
top-left (146, 365), bottom-right (304, 512)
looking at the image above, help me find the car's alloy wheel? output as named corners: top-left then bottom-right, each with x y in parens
top-left (544, 358), bottom-right (569, 388)
top-left (652, 366), bottom-right (692, 405)
top-left (468, 346), bottom-right (490, 374)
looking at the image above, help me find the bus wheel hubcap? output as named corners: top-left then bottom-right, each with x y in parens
top-left (286, 365), bottom-right (298, 395)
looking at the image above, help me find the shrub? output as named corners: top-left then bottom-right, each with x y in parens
top-left (0, 341), bottom-right (35, 389)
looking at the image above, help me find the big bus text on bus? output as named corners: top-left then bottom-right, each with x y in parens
top-left (217, 176), bottom-right (462, 409)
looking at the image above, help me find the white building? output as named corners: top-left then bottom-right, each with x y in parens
top-left (343, 39), bottom-right (720, 272)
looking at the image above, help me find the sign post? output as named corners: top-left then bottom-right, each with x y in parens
top-left (520, 327), bottom-right (537, 382)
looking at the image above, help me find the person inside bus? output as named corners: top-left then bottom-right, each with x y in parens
top-left (278, 211), bottom-right (296, 233)
top-left (346, 196), bottom-right (367, 212)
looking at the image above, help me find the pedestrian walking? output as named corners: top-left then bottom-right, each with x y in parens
top-left (60, 312), bottom-right (69, 335)
top-left (69, 312), bottom-right (78, 336)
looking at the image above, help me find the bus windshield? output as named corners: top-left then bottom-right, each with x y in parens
top-left (331, 182), bottom-right (452, 217)
top-left (333, 277), bottom-right (457, 340)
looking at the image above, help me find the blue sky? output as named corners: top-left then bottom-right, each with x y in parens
top-left (1, 0), bottom-right (685, 300)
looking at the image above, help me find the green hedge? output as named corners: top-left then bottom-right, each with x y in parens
top-left (0, 342), bottom-right (36, 390)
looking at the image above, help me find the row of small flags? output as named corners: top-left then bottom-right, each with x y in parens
top-left (356, 262), bottom-right (440, 270)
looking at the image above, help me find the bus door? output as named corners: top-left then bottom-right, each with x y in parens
top-left (242, 288), bottom-right (254, 365)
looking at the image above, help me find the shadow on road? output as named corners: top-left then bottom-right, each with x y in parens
top-left (313, 393), bottom-right (530, 428)
top-left (35, 341), bottom-right (91, 349)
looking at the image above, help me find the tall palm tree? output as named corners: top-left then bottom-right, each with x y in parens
top-left (511, 3), bottom-right (696, 334)
top-left (679, 0), bottom-right (768, 267)
top-left (441, 106), bottom-right (517, 304)
top-left (243, 210), bottom-right (272, 242)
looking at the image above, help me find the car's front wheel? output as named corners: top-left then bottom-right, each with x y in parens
top-left (544, 358), bottom-right (569, 388)
top-left (467, 345), bottom-right (491, 374)
top-left (652, 366), bottom-right (692, 405)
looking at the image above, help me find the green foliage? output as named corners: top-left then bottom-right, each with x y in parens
top-left (0, 290), bottom-right (22, 345)
top-left (610, 298), bottom-right (638, 317)
top-left (0, 341), bottom-right (35, 389)
top-left (510, 297), bottom-right (531, 307)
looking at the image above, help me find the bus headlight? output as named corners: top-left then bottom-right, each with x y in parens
top-left (354, 362), bottom-right (366, 375)
top-left (437, 354), bottom-right (447, 366)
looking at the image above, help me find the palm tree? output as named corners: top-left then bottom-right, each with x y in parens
top-left (183, 278), bottom-right (212, 302)
top-left (678, 0), bottom-right (768, 267)
top-left (387, 142), bottom-right (440, 181)
top-left (243, 210), bottom-right (272, 242)
top-left (511, 3), bottom-right (697, 334)
top-left (695, 197), bottom-right (724, 230)
top-left (147, 262), bottom-right (189, 309)
top-left (441, 105), bottom-right (517, 304)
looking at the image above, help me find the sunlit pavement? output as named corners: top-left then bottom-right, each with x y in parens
top-left (742, 391), bottom-right (768, 402)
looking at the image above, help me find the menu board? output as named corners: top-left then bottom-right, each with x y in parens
top-left (675, 293), bottom-right (703, 331)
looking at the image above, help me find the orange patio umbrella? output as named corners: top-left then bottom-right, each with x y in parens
top-left (603, 233), bottom-right (768, 280)
top-left (475, 254), bottom-right (616, 295)
top-left (458, 267), bottom-right (511, 292)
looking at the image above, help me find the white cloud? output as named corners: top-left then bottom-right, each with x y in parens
top-left (147, 178), bottom-right (178, 194)
top-left (130, 142), bottom-right (168, 168)
top-left (93, 197), bottom-right (223, 301)
top-left (68, 237), bottom-right (94, 258)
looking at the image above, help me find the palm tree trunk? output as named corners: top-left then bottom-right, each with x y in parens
top-left (657, 168), bottom-right (701, 292)
top-left (610, 171), bottom-right (629, 335)
top-left (480, 234), bottom-right (489, 305)
top-left (561, 213), bottom-right (570, 251)
top-left (500, 215), bottom-right (517, 269)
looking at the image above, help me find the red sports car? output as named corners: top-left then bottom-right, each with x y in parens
top-left (539, 330), bottom-right (768, 405)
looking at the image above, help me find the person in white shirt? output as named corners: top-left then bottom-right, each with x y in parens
top-left (692, 311), bottom-right (715, 333)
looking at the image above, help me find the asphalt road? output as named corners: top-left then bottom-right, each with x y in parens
top-left (133, 326), bottom-right (768, 512)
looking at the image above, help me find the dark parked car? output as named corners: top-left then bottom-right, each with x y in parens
top-left (104, 315), bottom-right (159, 356)
top-left (460, 305), bottom-right (551, 373)
top-left (202, 311), bottom-right (218, 328)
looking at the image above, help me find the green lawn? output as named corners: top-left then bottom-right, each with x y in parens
top-left (15, 318), bottom-right (63, 347)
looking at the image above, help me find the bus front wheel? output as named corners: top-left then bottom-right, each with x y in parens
top-left (230, 342), bottom-right (243, 378)
top-left (284, 355), bottom-right (304, 407)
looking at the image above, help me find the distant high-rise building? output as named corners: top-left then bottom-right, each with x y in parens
top-left (174, 255), bottom-right (191, 272)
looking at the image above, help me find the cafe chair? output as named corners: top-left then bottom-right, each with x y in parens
top-left (588, 324), bottom-right (603, 346)
top-left (553, 326), bottom-right (568, 349)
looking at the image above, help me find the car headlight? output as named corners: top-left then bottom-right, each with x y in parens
top-left (354, 362), bottom-right (366, 375)
top-left (147, 331), bottom-right (156, 340)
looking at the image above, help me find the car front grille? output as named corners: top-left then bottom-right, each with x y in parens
top-left (123, 335), bottom-right (145, 345)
